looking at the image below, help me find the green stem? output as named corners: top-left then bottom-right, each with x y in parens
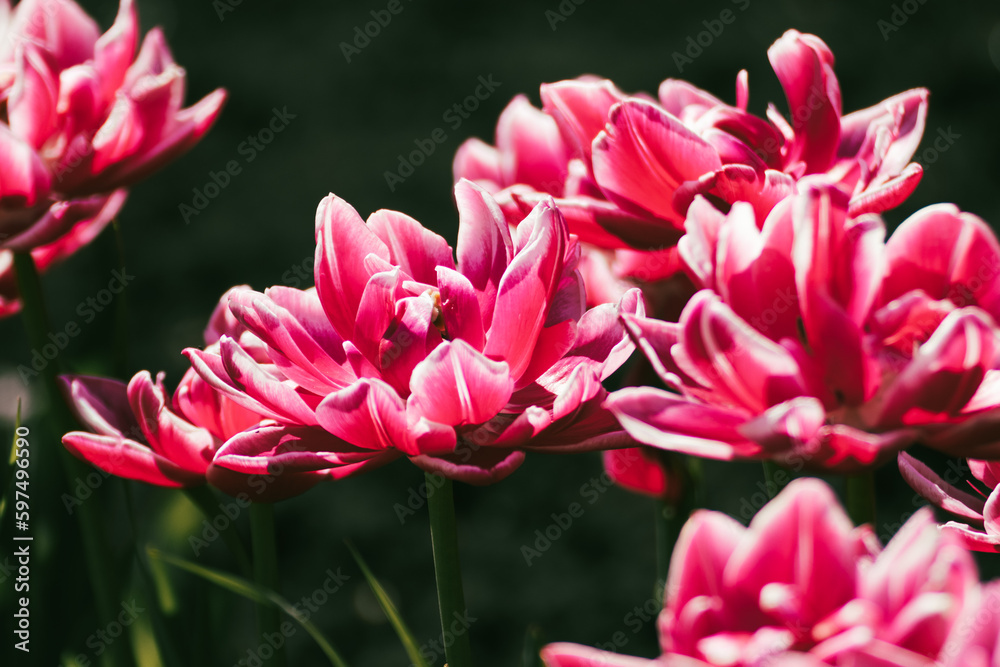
top-left (425, 472), bottom-right (474, 667)
top-left (112, 218), bottom-right (129, 378)
top-left (14, 251), bottom-right (124, 667)
top-left (184, 485), bottom-right (253, 578)
top-left (250, 502), bottom-right (285, 667)
top-left (846, 471), bottom-right (877, 527)
top-left (761, 460), bottom-right (789, 499)
top-left (653, 499), bottom-right (675, 603)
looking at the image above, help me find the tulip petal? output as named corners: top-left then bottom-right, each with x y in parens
top-left (367, 209), bottom-right (455, 284)
top-left (407, 339), bottom-right (513, 427)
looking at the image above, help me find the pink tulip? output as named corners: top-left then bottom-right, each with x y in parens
top-left (60, 287), bottom-right (392, 501)
top-left (455, 31), bottom-right (925, 254)
top-left (187, 181), bottom-right (643, 484)
top-left (899, 452), bottom-right (1000, 553)
top-left (0, 0), bottom-right (225, 312)
top-left (606, 185), bottom-right (1000, 471)
top-left (542, 478), bottom-right (981, 666)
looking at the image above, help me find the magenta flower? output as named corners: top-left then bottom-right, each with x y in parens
top-left (542, 478), bottom-right (980, 666)
top-left (606, 185), bottom-right (1000, 472)
top-left (187, 181), bottom-right (642, 484)
top-left (899, 452), bottom-right (1000, 553)
top-left (60, 288), bottom-right (390, 501)
top-left (455, 30), bottom-right (925, 254)
top-left (0, 0), bottom-right (225, 312)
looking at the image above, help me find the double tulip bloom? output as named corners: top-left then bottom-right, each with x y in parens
top-left (606, 185), bottom-right (1000, 471)
top-left (454, 29), bottom-right (926, 307)
top-left (80, 180), bottom-right (635, 488)
top-left (60, 288), bottom-right (335, 501)
top-left (543, 479), bottom-right (987, 667)
top-left (0, 0), bottom-right (225, 314)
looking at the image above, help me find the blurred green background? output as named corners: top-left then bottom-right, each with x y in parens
top-left (2, 0), bottom-right (1000, 664)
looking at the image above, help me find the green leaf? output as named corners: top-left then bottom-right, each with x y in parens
top-left (344, 540), bottom-right (429, 667)
top-left (0, 399), bottom-right (23, 525)
top-left (146, 547), bottom-right (350, 667)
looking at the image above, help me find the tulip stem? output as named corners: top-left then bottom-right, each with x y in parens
top-left (250, 502), bottom-right (286, 667)
top-left (112, 217), bottom-right (129, 377)
top-left (653, 498), bottom-right (675, 603)
top-left (846, 471), bottom-right (877, 527)
top-left (184, 485), bottom-right (253, 578)
top-left (425, 472), bottom-right (474, 667)
top-left (761, 460), bottom-right (789, 500)
top-left (14, 251), bottom-right (125, 667)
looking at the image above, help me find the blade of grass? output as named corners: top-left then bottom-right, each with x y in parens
top-left (0, 399), bottom-right (22, 525)
top-left (147, 547), bottom-right (349, 667)
top-left (344, 540), bottom-right (429, 667)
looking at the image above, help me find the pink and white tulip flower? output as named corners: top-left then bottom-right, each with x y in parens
top-left (899, 452), bottom-right (1000, 553)
top-left (187, 181), bottom-right (643, 484)
top-left (542, 478), bottom-right (981, 667)
top-left (0, 0), bottom-right (225, 312)
top-left (606, 184), bottom-right (1000, 472)
top-left (455, 31), bottom-right (925, 287)
top-left (60, 288), bottom-right (390, 501)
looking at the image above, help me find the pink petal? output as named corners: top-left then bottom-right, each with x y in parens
top-left (8, 44), bottom-right (58, 149)
top-left (882, 204), bottom-right (1000, 321)
top-left (483, 200), bottom-right (566, 381)
top-left (62, 432), bottom-right (202, 487)
top-left (218, 337), bottom-right (320, 426)
top-left (93, 0), bottom-right (138, 103)
top-left (540, 642), bottom-right (659, 666)
top-left (592, 99), bottom-right (722, 225)
top-left (539, 78), bottom-right (624, 163)
top-left (605, 387), bottom-right (759, 460)
top-left (409, 448), bottom-right (525, 486)
top-left (454, 179), bottom-right (513, 330)
top-left (495, 94), bottom-right (571, 192)
top-left (315, 378), bottom-right (418, 454)
top-left (436, 266), bottom-right (485, 349)
top-left (407, 339), bottom-right (513, 427)
top-left (127, 371), bottom-right (214, 474)
top-left (603, 447), bottom-right (671, 498)
top-left (59, 374), bottom-right (134, 436)
top-left (767, 30), bottom-right (842, 173)
top-left (452, 138), bottom-right (502, 187)
top-left (367, 208), bottom-right (454, 284)
top-left (897, 452), bottom-right (986, 522)
top-left (213, 424), bottom-right (393, 474)
top-left (0, 123), bottom-right (50, 211)
top-left (876, 308), bottom-right (999, 427)
top-left (314, 194), bottom-right (390, 340)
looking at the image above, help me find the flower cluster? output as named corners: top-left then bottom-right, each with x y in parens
top-left (0, 0), bottom-right (225, 314)
top-left (455, 29), bottom-right (926, 308)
